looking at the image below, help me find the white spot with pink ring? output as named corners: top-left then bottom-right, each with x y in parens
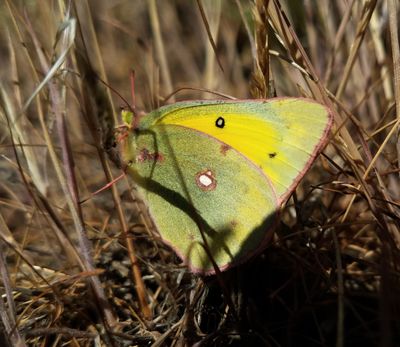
top-left (195, 170), bottom-right (216, 191)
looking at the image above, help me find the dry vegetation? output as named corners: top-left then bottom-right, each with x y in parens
top-left (0, 0), bottom-right (399, 346)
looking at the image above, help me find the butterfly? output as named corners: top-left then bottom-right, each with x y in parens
top-left (119, 98), bottom-right (332, 274)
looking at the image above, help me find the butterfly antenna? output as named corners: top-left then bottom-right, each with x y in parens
top-left (130, 69), bottom-right (143, 131)
top-left (95, 74), bottom-right (133, 112)
top-left (130, 69), bottom-right (137, 112)
top-left (80, 172), bottom-right (126, 204)
top-left (164, 87), bottom-right (235, 102)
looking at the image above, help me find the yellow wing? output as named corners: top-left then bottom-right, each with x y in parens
top-left (155, 98), bottom-right (332, 202)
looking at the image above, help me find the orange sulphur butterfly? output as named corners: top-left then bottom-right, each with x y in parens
top-left (120, 98), bottom-right (332, 274)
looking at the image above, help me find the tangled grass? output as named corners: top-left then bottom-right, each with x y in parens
top-left (0, 1), bottom-right (399, 346)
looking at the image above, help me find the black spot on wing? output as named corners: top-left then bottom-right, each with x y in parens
top-left (268, 152), bottom-right (277, 159)
top-left (215, 117), bottom-right (225, 129)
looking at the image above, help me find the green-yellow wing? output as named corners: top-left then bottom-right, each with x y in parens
top-left (122, 123), bottom-right (278, 273)
top-left (122, 98), bottom-right (332, 273)
top-left (144, 98), bottom-right (332, 203)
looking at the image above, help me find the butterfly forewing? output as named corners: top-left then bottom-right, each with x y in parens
top-left (155, 98), bottom-right (332, 202)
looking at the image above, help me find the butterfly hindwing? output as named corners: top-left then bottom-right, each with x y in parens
top-left (124, 123), bottom-right (278, 273)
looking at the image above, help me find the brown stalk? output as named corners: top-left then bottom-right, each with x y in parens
top-left (73, 3), bottom-right (152, 320)
top-left (22, 10), bottom-right (117, 330)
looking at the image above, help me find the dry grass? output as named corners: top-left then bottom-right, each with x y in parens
top-left (0, 0), bottom-right (399, 346)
